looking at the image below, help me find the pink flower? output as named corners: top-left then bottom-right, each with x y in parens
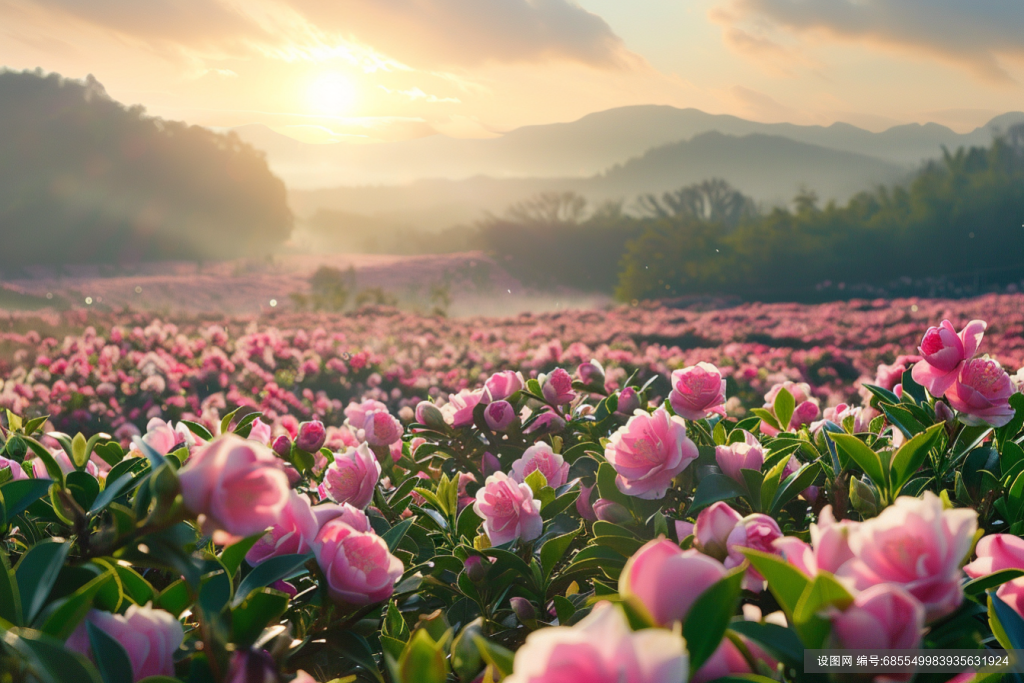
top-left (457, 472), bottom-right (477, 511)
top-left (604, 407), bottom-right (698, 500)
top-left (945, 358), bottom-right (1016, 427)
top-left (483, 370), bottom-right (524, 403)
top-left (593, 498), bottom-right (631, 523)
top-left (313, 501), bottom-right (372, 532)
top-left (576, 359), bottom-right (606, 388)
top-left (473, 472), bottom-right (543, 546)
top-left (964, 534), bottom-right (1024, 618)
top-left (576, 483), bottom-right (597, 521)
top-left (446, 389), bottom-right (484, 428)
top-left (668, 362), bottom-right (726, 421)
top-left (247, 417), bottom-right (272, 445)
top-left (67, 605), bottom-right (184, 680)
top-left (484, 400), bottom-right (516, 431)
top-left (320, 443), bottom-right (381, 509)
top-left (363, 410), bottom-right (402, 446)
top-left (295, 419), bottom-right (326, 453)
top-left (541, 368), bottom-right (575, 405)
top-left (692, 638), bottom-right (764, 683)
top-left (313, 518), bottom-right (403, 606)
top-left (695, 501), bottom-right (743, 560)
top-left (137, 417), bottom-right (196, 456)
top-left (714, 431), bottom-right (764, 483)
top-left (620, 539), bottom-right (728, 626)
top-left (774, 505), bottom-right (858, 577)
top-left (504, 602), bottom-right (687, 683)
top-left (912, 319), bottom-right (986, 397)
top-left (245, 491), bottom-right (319, 566)
top-left (615, 387), bottom-right (641, 415)
top-left (760, 381), bottom-right (820, 436)
top-left (178, 435), bottom-right (291, 544)
top-left (725, 514), bottom-right (784, 592)
top-left (0, 456), bottom-right (28, 482)
top-left (675, 520), bottom-right (694, 539)
top-left (838, 492), bottom-right (977, 621)
top-left (875, 355), bottom-right (921, 392)
top-left (344, 399), bottom-right (388, 429)
top-left (830, 584), bottom-right (925, 653)
top-left (510, 442), bottom-right (570, 488)
top-left (812, 403), bottom-right (875, 434)
top-left (522, 409), bottom-right (566, 435)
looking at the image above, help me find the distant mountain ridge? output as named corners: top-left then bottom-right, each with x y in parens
top-left (235, 105), bottom-right (1024, 189)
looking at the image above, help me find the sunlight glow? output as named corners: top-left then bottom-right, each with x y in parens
top-left (307, 72), bottom-right (357, 115)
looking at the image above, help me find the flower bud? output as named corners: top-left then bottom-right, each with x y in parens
top-left (593, 498), bottom-right (631, 524)
top-left (295, 420), bottom-right (326, 453)
top-left (522, 410), bottom-right (566, 435)
top-left (271, 435), bottom-right (292, 458)
top-left (415, 401), bottom-right (447, 431)
top-left (484, 400), bottom-right (516, 431)
top-left (577, 360), bottom-right (605, 388)
top-left (511, 597), bottom-right (537, 626)
top-left (464, 555), bottom-right (490, 583)
top-left (615, 387), bottom-right (641, 415)
top-left (5, 435), bottom-right (27, 460)
top-left (482, 451), bottom-right (502, 477)
top-left (849, 477), bottom-right (879, 518)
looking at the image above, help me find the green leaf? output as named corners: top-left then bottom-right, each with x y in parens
top-left (541, 489), bottom-right (579, 520)
top-left (952, 425), bottom-right (994, 462)
top-left (596, 462), bottom-right (633, 507)
top-left (683, 568), bottom-right (744, 674)
top-left (400, 630), bottom-right (447, 683)
top-left (996, 393), bottom-right (1024, 444)
top-left (770, 462), bottom-right (820, 514)
top-left (879, 403), bottom-right (926, 438)
top-left (541, 524), bottom-right (582, 578)
top-left (88, 620), bottom-right (134, 683)
top-left (180, 420), bottom-right (214, 442)
top-left (750, 408), bottom-right (781, 432)
top-left (965, 569), bottom-right (1024, 597)
top-left (1001, 440), bottom-right (1024, 480)
top-left (220, 407), bottom-right (241, 437)
top-left (758, 459), bottom-right (788, 513)
top-left (472, 635), bottom-right (515, 678)
top-left (792, 571), bottom-right (853, 625)
top-left (737, 549), bottom-right (809, 617)
top-left (727, 621), bottom-right (804, 670)
top-left (890, 423), bottom-right (944, 494)
top-left (23, 436), bottom-right (65, 488)
top-left (2, 628), bottom-right (103, 683)
top-left (1, 478), bottom-right (54, 524)
top-left (16, 539), bottom-right (71, 624)
top-left (382, 519), bottom-right (414, 553)
top-left (689, 474), bottom-right (746, 513)
top-left (991, 591), bottom-right (1024, 651)
top-left (39, 571), bottom-right (113, 639)
top-left (830, 433), bottom-right (887, 492)
top-left (413, 487), bottom-right (448, 516)
top-left (740, 469), bottom-right (764, 511)
top-left (231, 552), bottom-right (311, 608)
top-left (154, 580), bottom-right (192, 618)
top-left (70, 433), bottom-right (89, 470)
top-left (219, 532), bottom-right (266, 577)
top-left (111, 564), bottom-right (155, 607)
top-left (772, 388), bottom-right (795, 433)
top-left (231, 589), bottom-right (289, 647)
top-left (0, 548), bottom-right (21, 626)
top-left (524, 469), bottom-right (548, 499)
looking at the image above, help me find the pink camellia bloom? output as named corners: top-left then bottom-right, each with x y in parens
top-left (760, 381), bottom-right (820, 436)
top-left (604, 407), bottom-right (698, 500)
top-left (313, 518), bottom-right (403, 606)
top-left (320, 443), bottom-right (381, 509)
top-left (838, 492), bottom-right (977, 621)
top-left (964, 534), bottom-right (1024, 618)
top-left (725, 514), bottom-right (784, 591)
top-left (695, 501), bottom-right (743, 560)
top-left (0, 456), bottom-right (28, 481)
top-left (247, 417), bottom-right (272, 445)
top-left (830, 584), bottom-right (925, 652)
top-left (33, 448), bottom-right (99, 478)
top-left (620, 539), bottom-right (728, 626)
top-left (668, 362), bottom-right (726, 421)
top-left (945, 358), bottom-right (1016, 427)
top-left (313, 501), bottom-right (372, 532)
top-left (675, 520), bottom-right (694, 539)
top-left (504, 602), bottom-right (687, 683)
top-left (446, 389), bottom-right (485, 428)
top-left (344, 399), bottom-right (388, 429)
top-left (483, 370), bottom-right (525, 403)
top-left (137, 417), bottom-right (197, 456)
top-left (295, 419), bottom-right (327, 453)
top-left (178, 435), bottom-right (291, 544)
top-left (510, 442), bottom-right (570, 488)
top-left (541, 368), bottom-right (575, 405)
top-left (714, 431), bottom-right (764, 484)
top-left (473, 472), bottom-right (543, 546)
top-left (67, 604), bottom-right (184, 680)
top-left (875, 355), bottom-right (922, 392)
top-left (363, 410), bottom-right (403, 446)
top-left (774, 505), bottom-right (858, 577)
top-left (616, 387), bottom-right (641, 415)
top-left (245, 490), bottom-right (319, 566)
top-left (484, 400), bottom-right (516, 431)
top-left (911, 319), bottom-right (986, 397)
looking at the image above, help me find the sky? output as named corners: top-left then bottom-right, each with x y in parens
top-left (2, 0), bottom-right (1024, 143)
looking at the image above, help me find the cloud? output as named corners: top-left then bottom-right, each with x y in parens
top-left (728, 85), bottom-right (800, 122)
top-left (714, 0), bottom-right (1024, 83)
top-left (17, 0), bottom-right (633, 71)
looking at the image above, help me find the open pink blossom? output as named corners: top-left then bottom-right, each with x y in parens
top-left (715, 431), bottom-right (764, 483)
top-left (344, 399), bottom-right (388, 430)
top-left (725, 513), bottom-right (784, 591)
top-left (774, 505), bottom-right (858, 577)
top-left (694, 501), bottom-right (742, 560)
top-left (945, 358), bottom-right (1016, 427)
top-left (541, 368), bottom-right (575, 405)
top-left (504, 602), bottom-right (687, 683)
top-left (446, 389), bottom-right (485, 428)
top-left (668, 362), bottom-right (726, 421)
top-left (312, 501), bottom-right (371, 532)
top-left (320, 443), bottom-right (381, 509)
top-left (483, 370), bottom-right (524, 403)
top-left (604, 407), bottom-right (698, 500)
top-left (510, 442), bottom-right (570, 488)
top-left (830, 583), bottom-right (925, 652)
top-left (911, 319), bottom-right (986, 397)
top-left (620, 539), bottom-right (727, 626)
top-left (245, 490), bottom-right (319, 566)
top-left (473, 472), bottom-right (543, 546)
top-left (313, 518), bottom-right (403, 606)
top-left (838, 492), bottom-right (977, 621)
top-left (964, 534), bottom-right (1024, 618)
top-left (178, 434), bottom-right (290, 544)
top-left (363, 410), bottom-right (402, 446)
top-left (67, 604), bottom-right (184, 681)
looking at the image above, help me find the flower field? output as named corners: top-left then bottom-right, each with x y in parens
top-left (1, 294), bottom-right (1024, 683)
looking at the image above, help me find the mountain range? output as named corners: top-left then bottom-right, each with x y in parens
top-left (232, 105), bottom-right (1024, 232)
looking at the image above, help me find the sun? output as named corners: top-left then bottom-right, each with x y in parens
top-left (307, 72), bottom-right (357, 115)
